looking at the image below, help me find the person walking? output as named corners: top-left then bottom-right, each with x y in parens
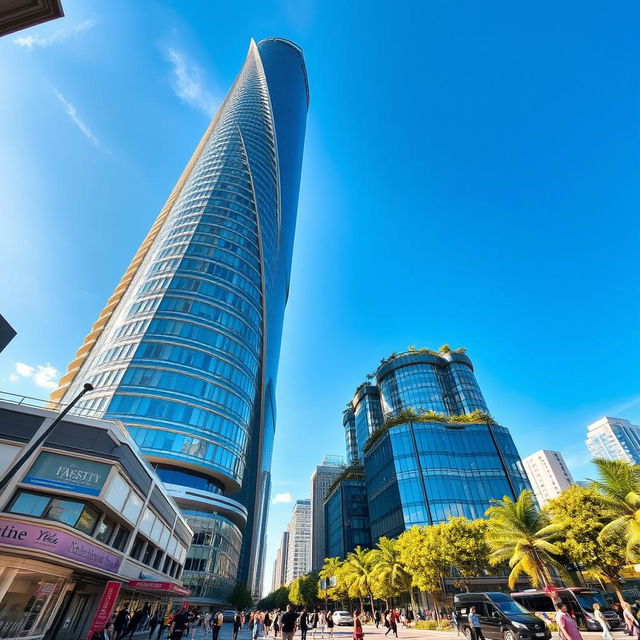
top-left (451, 610), bottom-right (460, 636)
top-left (468, 607), bottom-right (485, 640)
top-left (169, 609), bottom-right (191, 640)
top-left (299, 608), bottom-right (309, 640)
top-left (374, 611), bottom-right (381, 629)
top-left (623, 603), bottom-right (640, 638)
top-left (148, 611), bottom-right (161, 639)
top-left (203, 612), bottom-right (212, 635)
top-left (92, 622), bottom-right (116, 640)
top-left (234, 611), bottom-right (243, 640)
top-left (593, 604), bottom-right (612, 640)
top-left (273, 609), bottom-right (281, 639)
top-left (383, 611), bottom-right (391, 637)
top-left (212, 611), bottom-right (224, 640)
top-left (114, 607), bottom-right (131, 640)
top-left (310, 610), bottom-right (318, 639)
top-left (265, 611), bottom-right (272, 637)
top-left (281, 605), bottom-right (298, 640)
top-left (556, 604), bottom-right (584, 640)
top-left (326, 611), bottom-right (334, 639)
top-left (253, 613), bottom-right (265, 640)
top-left (316, 610), bottom-right (327, 639)
top-left (353, 610), bottom-right (364, 640)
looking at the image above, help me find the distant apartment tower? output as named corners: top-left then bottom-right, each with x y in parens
top-left (311, 455), bottom-right (344, 570)
top-left (586, 417), bottom-right (640, 464)
top-left (271, 529), bottom-right (289, 591)
top-left (285, 499), bottom-right (311, 583)
top-left (522, 450), bottom-right (573, 505)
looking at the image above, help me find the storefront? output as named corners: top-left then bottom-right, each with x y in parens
top-left (0, 401), bottom-right (193, 640)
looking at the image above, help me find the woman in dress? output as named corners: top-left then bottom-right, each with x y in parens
top-left (593, 605), bottom-right (612, 640)
top-left (264, 611), bottom-right (272, 637)
top-left (353, 610), bottom-right (364, 640)
top-left (326, 611), bottom-right (334, 639)
top-left (623, 603), bottom-right (640, 638)
top-left (555, 604), bottom-right (584, 640)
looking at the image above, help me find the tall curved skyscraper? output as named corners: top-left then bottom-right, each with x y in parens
top-left (50, 38), bottom-right (309, 601)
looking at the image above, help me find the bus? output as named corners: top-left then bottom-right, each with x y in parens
top-left (511, 588), bottom-right (621, 632)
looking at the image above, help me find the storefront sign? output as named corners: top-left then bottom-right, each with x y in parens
top-left (86, 581), bottom-right (122, 640)
top-left (127, 580), bottom-right (191, 597)
top-left (0, 518), bottom-right (122, 572)
top-left (23, 452), bottom-right (111, 496)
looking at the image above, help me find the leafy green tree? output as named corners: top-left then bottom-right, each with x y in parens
top-left (590, 458), bottom-right (640, 561)
top-left (397, 525), bottom-right (449, 620)
top-left (256, 585), bottom-right (290, 610)
top-left (342, 546), bottom-right (376, 614)
top-left (546, 485), bottom-right (627, 603)
top-left (369, 537), bottom-right (415, 611)
top-left (289, 572), bottom-right (321, 608)
top-left (228, 583), bottom-right (253, 610)
top-left (485, 490), bottom-right (564, 588)
top-left (320, 557), bottom-right (348, 604)
top-left (441, 517), bottom-right (491, 591)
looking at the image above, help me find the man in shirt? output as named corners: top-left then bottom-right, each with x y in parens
top-left (212, 610), bottom-right (224, 640)
top-left (169, 608), bottom-right (191, 640)
top-left (281, 605), bottom-right (299, 640)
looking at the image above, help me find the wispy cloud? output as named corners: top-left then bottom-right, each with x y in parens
top-left (12, 362), bottom-right (60, 391)
top-left (53, 90), bottom-right (101, 147)
top-left (606, 394), bottom-right (640, 417)
top-left (165, 48), bottom-right (219, 117)
top-left (272, 492), bottom-right (294, 504)
top-left (14, 19), bottom-right (98, 50)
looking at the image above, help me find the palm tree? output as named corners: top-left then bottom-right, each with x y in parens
top-left (342, 546), bottom-right (376, 614)
top-left (485, 490), bottom-right (564, 588)
top-left (591, 458), bottom-right (640, 561)
top-left (320, 557), bottom-right (346, 607)
top-left (370, 537), bottom-right (416, 612)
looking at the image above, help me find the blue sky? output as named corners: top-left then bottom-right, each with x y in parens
top-left (1, 0), bottom-right (639, 595)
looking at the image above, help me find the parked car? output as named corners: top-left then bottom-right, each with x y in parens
top-left (332, 611), bottom-right (353, 626)
top-left (512, 588), bottom-right (621, 631)
top-left (454, 592), bottom-right (551, 640)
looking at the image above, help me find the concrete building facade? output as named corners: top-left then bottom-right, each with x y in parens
top-left (522, 449), bottom-right (573, 505)
top-left (284, 499), bottom-right (310, 584)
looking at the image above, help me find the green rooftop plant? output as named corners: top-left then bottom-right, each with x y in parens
top-left (439, 344), bottom-right (452, 353)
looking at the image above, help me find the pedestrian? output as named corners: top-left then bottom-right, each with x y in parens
top-left (190, 611), bottom-right (201, 639)
top-left (384, 611), bottom-right (391, 637)
top-left (92, 622), bottom-right (116, 640)
top-left (310, 609), bottom-right (318, 639)
top-left (451, 610), bottom-right (460, 636)
top-left (556, 604), bottom-right (584, 640)
top-left (204, 612), bottom-right (212, 635)
top-left (212, 611), bottom-right (224, 640)
top-left (316, 610), bottom-right (327, 639)
top-left (254, 612), bottom-right (265, 640)
top-left (593, 604), bottom-right (612, 640)
top-left (170, 608), bottom-right (192, 640)
top-left (375, 611), bottom-right (381, 629)
top-left (299, 608), bottom-right (309, 640)
top-left (281, 605), bottom-right (298, 640)
top-left (326, 611), bottom-right (334, 639)
top-left (468, 607), bottom-right (485, 640)
top-left (353, 610), bottom-right (364, 640)
top-left (234, 611), bottom-right (243, 640)
top-left (265, 611), bottom-right (272, 637)
top-left (149, 611), bottom-right (161, 639)
top-left (114, 606), bottom-right (131, 640)
top-left (273, 609), bottom-right (281, 638)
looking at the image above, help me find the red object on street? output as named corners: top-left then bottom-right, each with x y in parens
top-left (86, 581), bottom-right (122, 640)
top-left (544, 585), bottom-right (559, 599)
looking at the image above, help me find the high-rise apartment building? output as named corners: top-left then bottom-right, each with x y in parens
top-left (271, 529), bottom-right (289, 591)
top-left (586, 417), bottom-right (640, 464)
top-left (49, 38), bottom-right (309, 602)
top-left (285, 499), bottom-right (311, 583)
top-left (522, 449), bottom-right (573, 505)
top-left (340, 348), bottom-right (530, 542)
top-left (310, 455), bottom-right (344, 570)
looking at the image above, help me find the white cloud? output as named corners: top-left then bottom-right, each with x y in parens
top-left (53, 90), bottom-right (101, 148)
top-left (13, 362), bottom-right (60, 391)
top-left (165, 48), bottom-right (219, 117)
top-left (14, 19), bottom-right (98, 50)
top-left (272, 492), bottom-right (294, 504)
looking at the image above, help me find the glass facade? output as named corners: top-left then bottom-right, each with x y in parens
top-left (341, 349), bottom-right (530, 542)
top-left (324, 478), bottom-right (371, 560)
top-left (51, 38), bottom-right (309, 599)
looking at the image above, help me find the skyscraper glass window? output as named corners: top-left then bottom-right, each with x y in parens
top-left (50, 38), bottom-right (309, 601)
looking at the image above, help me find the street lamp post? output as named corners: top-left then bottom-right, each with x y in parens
top-left (0, 382), bottom-right (94, 493)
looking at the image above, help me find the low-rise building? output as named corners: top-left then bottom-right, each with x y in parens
top-left (0, 396), bottom-right (192, 640)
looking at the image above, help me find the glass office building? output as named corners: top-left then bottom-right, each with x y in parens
top-left (324, 474), bottom-right (371, 560)
top-left (50, 38), bottom-right (309, 600)
top-left (341, 349), bottom-right (530, 542)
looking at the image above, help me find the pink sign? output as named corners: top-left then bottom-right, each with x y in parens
top-left (86, 581), bottom-right (122, 640)
top-left (0, 518), bottom-right (122, 573)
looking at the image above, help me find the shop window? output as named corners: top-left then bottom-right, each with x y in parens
top-left (112, 525), bottom-right (130, 552)
top-left (7, 492), bottom-right (49, 517)
top-left (95, 516), bottom-right (117, 544)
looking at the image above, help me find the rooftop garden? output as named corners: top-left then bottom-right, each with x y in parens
top-left (362, 408), bottom-right (496, 454)
top-left (325, 463), bottom-right (364, 498)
